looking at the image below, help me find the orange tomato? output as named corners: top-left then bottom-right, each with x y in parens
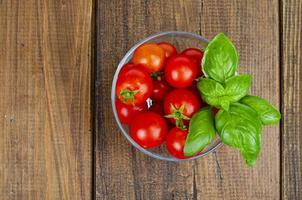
top-left (132, 43), bottom-right (166, 73)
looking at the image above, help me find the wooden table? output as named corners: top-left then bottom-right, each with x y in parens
top-left (0, 0), bottom-right (301, 199)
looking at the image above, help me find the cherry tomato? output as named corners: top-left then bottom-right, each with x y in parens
top-left (116, 66), bottom-right (153, 106)
top-left (130, 112), bottom-right (168, 148)
top-left (132, 43), bottom-right (166, 73)
top-left (164, 89), bottom-right (201, 129)
top-left (181, 48), bottom-right (203, 76)
top-left (157, 42), bottom-right (177, 58)
top-left (119, 63), bottom-right (135, 74)
top-left (116, 100), bottom-right (148, 125)
top-left (166, 127), bottom-right (188, 159)
top-left (150, 75), bottom-right (171, 101)
top-left (181, 48), bottom-right (203, 66)
top-left (165, 55), bottom-right (197, 88)
top-left (149, 101), bottom-right (164, 115)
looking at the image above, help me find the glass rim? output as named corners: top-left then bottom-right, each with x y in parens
top-left (111, 31), bottom-right (222, 162)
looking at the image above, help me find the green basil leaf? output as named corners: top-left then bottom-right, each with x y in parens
top-left (198, 75), bottom-right (251, 111)
top-left (222, 122), bottom-right (261, 166)
top-left (220, 101), bottom-right (230, 111)
top-left (240, 95), bottom-right (281, 125)
top-left (228, 101), bottom-right (262, 133)
top-left (202, 33), bottom-right (239, 83)
top-left (225, 74), bottom-right (252, 100)
top-left (197, 78), bottom-right (225, 108)
top-left (184, 107), bottom-right (216, 156)
top-left (215, 103), bottom-right (262, 166)
top-left (215, 103), bottom-right (262, 137)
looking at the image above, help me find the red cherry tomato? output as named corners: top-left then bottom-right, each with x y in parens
top-left (116, 66), bottom-right (153, 106)
top-left (119, 63), bottom-right (135, 74)
top-left (151, 75), bottom-right (171, 101)
top-left (164, 89), bottom-right (201, 129)
top-left (157, 42), bottom-right (177, 58)
top-left (116, 100), bottom-right (148, 125)
top-left (181, 48), bottom-right (203, 77)
top-left (130, 112), bottom-right (168, 148)
top-left (166, 127), bottom-right (188, 159)
top-left (149, 101), bottom-right (164, 115)
top-left (132, 43), bottom-right (166, 73)
top-left (165, 55), bottom-right (197, 88)
top-left (181, 48), bottom-right (203, 66)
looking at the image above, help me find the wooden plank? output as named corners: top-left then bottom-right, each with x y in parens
top-left (281, 0), bottom-right (302, 199)
top-left (196, 0), bottom-right (280, 199)
top-left (96, 1), bottom-right (201, 199)
top-left (96, 0), bottom-right (280, 199)
top-left (0, 0), bottom-right (93, 199)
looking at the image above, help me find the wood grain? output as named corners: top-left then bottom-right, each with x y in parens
top-left (281, 0), bottom-right (302, 199)
top-left (196, 0), bottom-right (280, 199)
top-left (96, 0), bottom-right (280, 199)
top-left (3, 0), bottom-right (298, 199)
top-left (0, 0), bottom-right (93, 199)
top-left (96, 1), bottom-right (201, 199)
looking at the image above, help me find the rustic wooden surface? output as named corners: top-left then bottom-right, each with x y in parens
top-left (1, 0), bottom-right (302, 199)
top-left (96, 0), bottom-right (280, 200)
top-left (0, 0), bottom-right (93, 199)
top-left (281, 0), bottom-right (302, 199)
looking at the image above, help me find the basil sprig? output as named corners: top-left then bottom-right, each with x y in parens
top-left (198, 74), bottom-right (251, 111)
top-left (184, 33), bottom-right (281, 166)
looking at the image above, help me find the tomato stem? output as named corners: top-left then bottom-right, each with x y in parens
top-left (119, 89), bottom-right (139, 105)
top-left (150, 72), bottom-right (163, 81)
top-left (165, 104), bottom-right (190, 130)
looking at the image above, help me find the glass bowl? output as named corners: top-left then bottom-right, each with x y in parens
top-left (111, 31), bottom-right (222, 161)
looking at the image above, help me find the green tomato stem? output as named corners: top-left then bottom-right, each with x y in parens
top-left (119, 89), bottom-right (139, 105)
top-left (165, 103), bottom-right (190, 130)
